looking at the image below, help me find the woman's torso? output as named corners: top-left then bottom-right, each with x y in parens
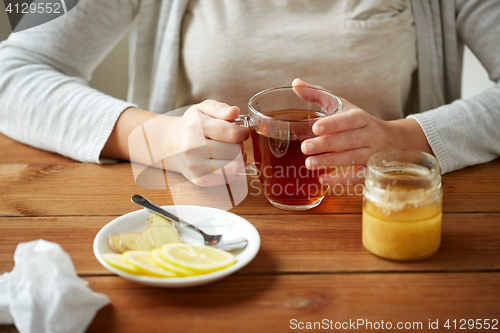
top-left (176, 0), bottom-right (417, 120)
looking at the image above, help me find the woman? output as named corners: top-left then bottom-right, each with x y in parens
top-left (0, 0), bottom-right (499, 186)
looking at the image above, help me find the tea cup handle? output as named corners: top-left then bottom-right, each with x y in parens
top-left (231, 115), bottom-right (258, 176)
top-left (232, 115), bottom-right (251, 128)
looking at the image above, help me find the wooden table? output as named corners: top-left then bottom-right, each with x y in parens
top-left (1, 132), bottom-right (499, 332)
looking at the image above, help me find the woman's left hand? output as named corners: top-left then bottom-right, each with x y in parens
top-left (294, 79), bottom-right (433, 186)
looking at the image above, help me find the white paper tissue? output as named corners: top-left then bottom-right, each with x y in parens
top-left (0, 240), bottom-right (109, 333)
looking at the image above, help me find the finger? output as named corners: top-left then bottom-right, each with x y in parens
top-left (210, 156), bottom-right (246, 177)
top-left (206, 140), bottom-right (244, 160)
top-left (195, 99), bottom-right (241, 121)
top-left (320, 166), bottom-right (367, 186)
top-left (186, 153), bottom-right (245, 177)
top-left (184, 155), bottom-right (245, 186)
top-left (310, 108), bottom-right (369, 136)
top-left (304, 148), bottom-right (373, 169)
top-left (292, 78), bottom-right (362, 115)
top-left (292, 78), bottom-right (325, 90)
top-left (199, 112), bottom-right (250, 143)
top-left (291, 78), bottom-right (341, 115)
top-left (292, 78), bottom-right (360, 110)
top-left (191, 170), bottom-right (242, 186)
top-left (302, 127), bottom-right (368, 155)
top-left (189, 173), bottom-right (232, 187)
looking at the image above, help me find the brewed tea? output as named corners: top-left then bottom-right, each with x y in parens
top-left (250, 109), bottom-right (328, 207)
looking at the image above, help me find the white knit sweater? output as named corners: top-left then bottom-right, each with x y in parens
top-left (0, 0), bottom-right (499, 173)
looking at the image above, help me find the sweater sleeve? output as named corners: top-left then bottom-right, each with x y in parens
top-left (408, 0), bottom-right (500, 174)
top-left (0, 0), bottom-right (139, 163)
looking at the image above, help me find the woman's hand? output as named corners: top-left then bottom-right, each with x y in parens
top-left (102, 100), bottom-right (249, 187)
top-left (169, 100), bottom-right (249, 186)
top-left (293, 79), bottom-right (433, 185)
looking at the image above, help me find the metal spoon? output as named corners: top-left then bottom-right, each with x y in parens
top-left (131, 195), bottom-right (248, 251)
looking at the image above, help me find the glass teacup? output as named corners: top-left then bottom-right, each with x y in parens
top-left (235, 86), bottom-right (342, 211)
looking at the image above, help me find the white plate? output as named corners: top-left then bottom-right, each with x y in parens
top-left (93, 205), bottom-right (260, 288)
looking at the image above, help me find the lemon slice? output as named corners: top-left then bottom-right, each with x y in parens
top-left (102, 253), bottom-right (139, 275)
top-left (151, 249), bottom-right (195, 277)
top-left (162, 244), bottom-right (236, 274)
top-left (123, 251), bottom-right (176, 277)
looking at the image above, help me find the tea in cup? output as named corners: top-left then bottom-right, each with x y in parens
top-left (235, 86), bottom-right (342, 211)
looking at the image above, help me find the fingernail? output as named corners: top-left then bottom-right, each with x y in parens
top-left (307, 158), bottom-right (318, 168)
top-left (304, 142), bottom-right (314, 153)
top-left (316, 125), bottom-right (326, 135)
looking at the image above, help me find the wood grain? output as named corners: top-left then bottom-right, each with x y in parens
top-left (2, 133), bottom-right (500, 333)
top-left (2, 213), bottom-right (499, 275)
top-left (1, 159), bottom-right (500, 217)
top-left (85, 273), bottom-right (500, 333)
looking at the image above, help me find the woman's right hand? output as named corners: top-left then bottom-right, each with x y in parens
top-left (102, 100), bottom-right (249, 187)
top-left (168, 100), bottom-right (249, 186)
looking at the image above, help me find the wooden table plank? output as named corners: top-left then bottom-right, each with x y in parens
top-left (2, 127), bottom-right (500, 333)
top-left (0, 163), bottom-right (359, 216)
top-left (2, 213), bottom-right (499, 275)
top-left (1, 159), bottom-right (500, 217)
top-left (85, 273), bottom-right (500, 333)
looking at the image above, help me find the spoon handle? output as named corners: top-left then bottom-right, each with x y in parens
top-left (131, 195), bottom-right (205, 235)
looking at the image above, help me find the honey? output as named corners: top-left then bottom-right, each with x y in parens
top-left (362, 150), bottom-right (443, 261)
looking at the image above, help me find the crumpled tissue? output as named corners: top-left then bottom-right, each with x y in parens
top-left (0, 240), bottom-right (109, 333)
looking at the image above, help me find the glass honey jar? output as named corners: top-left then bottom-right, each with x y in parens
top-left (362, 149), bottom-right (443, 261)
